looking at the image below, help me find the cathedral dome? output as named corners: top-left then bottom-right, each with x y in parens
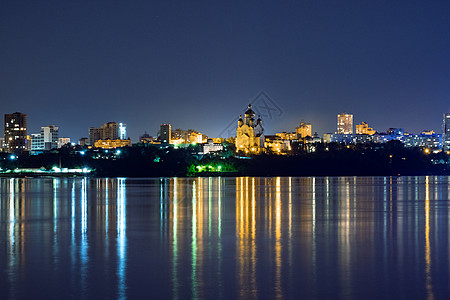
top-left (245, 104), bottom-right (255, 116)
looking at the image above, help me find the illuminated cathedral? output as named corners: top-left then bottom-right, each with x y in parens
top-left (235, 104), bottom-right (265, 154)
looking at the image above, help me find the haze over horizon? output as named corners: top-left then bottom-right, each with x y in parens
top-left (2, 0), bottom-right (450, 141)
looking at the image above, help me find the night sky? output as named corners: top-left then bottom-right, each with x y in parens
top-left (1, 0), bottom-right (450, 141)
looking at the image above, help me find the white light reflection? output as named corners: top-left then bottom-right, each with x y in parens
top-left (172, 178), bottom-right (179, 300)
top-left (117, 178), bottom-right (127, 299)
top-left (8, 178), bottom-right (16, 293)
top-left (53, 178), bottom-right (59, 270)
top-left (71, 181), bottom-right (76, 291)
top-left (80, 178), bottom-right (88, 291)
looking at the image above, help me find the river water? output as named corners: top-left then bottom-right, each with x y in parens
top-left (0, 176), bottom-right (449, 299)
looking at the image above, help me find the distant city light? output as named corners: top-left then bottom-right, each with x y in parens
top-left (80, 151), bottom-right (85, 155)
top-left (9, 155), bottom-right (16, 160)
top-left (119, 123), bottom-right (126, 140)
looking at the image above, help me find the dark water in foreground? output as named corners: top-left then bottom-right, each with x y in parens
top-left (0, 176), bottom-right (449, 299)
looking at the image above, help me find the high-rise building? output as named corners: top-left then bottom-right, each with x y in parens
top-left (31, 125), bottom-right (59, 151)
top-left (160, 124), bottom-right (171, 143)
top-left (89, 122), bottom-right (125, 145)
top-left (355, 122), bottom-right (376, 135)
top-left (119, 123), bottom-right (127, 140)
top-left (337, 113), bottom-right (353, 134)
top-left (442, 113), bottom-right (450, 150)
top-left (296, 122), bottom-right (312, 138)
top-left (4, 112), bottom-right (27, 153)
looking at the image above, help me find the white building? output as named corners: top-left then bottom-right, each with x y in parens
top-left (31, 125), bottom-right (59, 151)
top-left (58, 137), bottom-right (71, 148)
top-left (442, 113), bottom-right (450, 150)
top-left (202, 139), bottom-right (224, 154)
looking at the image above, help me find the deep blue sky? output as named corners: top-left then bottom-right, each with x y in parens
top-left (1, 0), bottom-right (450, 141)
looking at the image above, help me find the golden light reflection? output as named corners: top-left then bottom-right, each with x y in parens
top-left (275, 177), bottom-right (282, 299)
top-left (338, 178), bottom-right (351, 299)
top-left (425, 176), bottom-right (434, 300)
top-left (1, 176), bottom-right (446, 299)
top-left (236, 177), bottom-right (257, 299)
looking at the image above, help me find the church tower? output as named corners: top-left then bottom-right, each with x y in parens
top-left (235, 104), bottom-right (265, 154)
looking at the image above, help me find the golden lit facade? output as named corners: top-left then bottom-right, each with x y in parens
top-left (276, 132), bottom-right (297, 140)
top-left (189, 132), bottom-right (203, 144)
top-left (296, 122), bottom-right (312, 138)
top-left (337, 113), bottom-right (353, 134)
top-left (235, 105), bottom-right (265, 154)
top-left (94, 139), bottom-right (131, 149)
top-left (355, 122), bottom-right (375, 135)
top-left (265, 136), bottom-right (291, 154)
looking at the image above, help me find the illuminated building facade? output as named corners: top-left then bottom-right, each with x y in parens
top-left (265, 135), bottom-right (291, 153)
top-left (337, 113), bottom-right (353, 134)
top-left (202, 139), bottom-right (224, 154)
top-left (170, 128), bottom-right (205, 144)
top-left (235, 105), bottom-right (265, 154)
top-left (4, 112), bottom-right (27, 153)
top-left (31, 125), bottom-right (59, 151)
top-left (57, 137), bottom-right (71, 148)
top-left (276, 132), bottom-right (297, 140)
top-left (404, 133), bottom-right (441, 149)
top-left (442, 113), bottom-right (450, 150)
top-left (189, 132), bottom-right (203, 144)
top-left (89, 122), bottom-right (125, 145)
top-left (139, 132), bottom-right (155, 143)
top-left (94, 139), bottom-right (131, 149)
top-left (296, 122), bottom-right (312, 138)
top-left (119, 123), bottom-right (126, 139)
top-left (160, 124), bottom-right (171, 144)
top-left (355, 122), bottom-right (376, 135)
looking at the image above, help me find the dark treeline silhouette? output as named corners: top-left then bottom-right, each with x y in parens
top-left (1, 141), bottom-right (448, 177)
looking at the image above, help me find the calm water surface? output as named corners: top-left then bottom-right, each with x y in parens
top-left (0, 176), bottom-right (449, 299)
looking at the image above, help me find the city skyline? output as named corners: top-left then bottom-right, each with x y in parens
top-left (1, 1), bottom-right (450, 141)
top-left (3, 107), bottom-right (448, 145)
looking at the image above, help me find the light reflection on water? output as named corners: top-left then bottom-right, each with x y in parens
top-left (0, 176), bottom-right (450, 299)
